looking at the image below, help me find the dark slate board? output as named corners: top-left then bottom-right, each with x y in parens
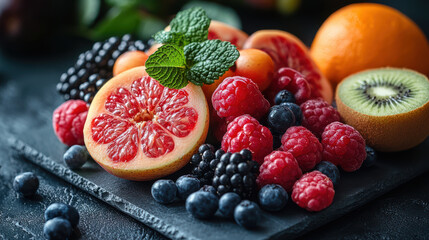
top-left (1, 55), bottom-right (429, 240)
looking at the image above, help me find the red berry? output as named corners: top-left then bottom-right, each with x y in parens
top-left (212, 76), bottom-right (270, 120)
top-left (256, 151), bottom-right (302, 192)
top-left (53, 100), bottom-right (88, 146)
top-left (300, 98), bottom-right (341, 138)
top-left (281, 126), bottom-right (323, 172)
top-left (222, 115), bottom-right (273, 164)
top-left (265, 67), bottom-right (312, 105)
top-left (292, 171), bottom-right (335, 212)
top-left (321, 122), bottom-right (366, 172)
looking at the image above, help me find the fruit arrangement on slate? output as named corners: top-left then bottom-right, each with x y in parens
top-left (45, 2), bottom-right (429, 234)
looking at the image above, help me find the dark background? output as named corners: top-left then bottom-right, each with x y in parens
top-left (0, 0), bottom-right (428, 239)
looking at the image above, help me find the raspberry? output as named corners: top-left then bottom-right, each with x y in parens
top-left (53, 100), bottom-right (88, 146)
top-left (321, 122), bottom-right (366, 172)
top-left (265, 67), bottom-right (312, 105)
top-left (300, 98), bottom-right (341, 138)
top-left (222, 115), bottom-right (273, 164)
top-left (292, 171), bottom-right (335, 212)
top-left (281, 126), bottom-right (323, 172)
top-left (212, 76), bottom-right (270, 120)
top-left (256, 151), bottom-right (302, 192)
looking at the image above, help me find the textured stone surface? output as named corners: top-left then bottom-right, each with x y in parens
top-left (0, 135), bottom-right (165, 240)
top-left (1, 44), bottom-right (429, 239)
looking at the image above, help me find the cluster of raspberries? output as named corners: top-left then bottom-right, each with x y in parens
top-left (210, 73), bottom-right (367, 212)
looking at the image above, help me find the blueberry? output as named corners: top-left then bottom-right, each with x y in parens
top-left (275, 90), bottom-right (295, 104)
top-left (280, 102), bottom-right (303, 125)
top-left (258, 184), bottom-right (288, 212)
top-left (13, 172), bottom-right (39, 197)
top-left (199, 185), bottom-right (217, 195)
top-left (267, 105), bottom-right (295, 135)
top-left (176, 175), bottom-right (200, 200)
top-left (363, 146), bottom-right (377, 168)
top-left (43, 217), bottom-right (72, 240)
top-left (151, 179), bottom-right (177, 204)
top-left (186, 191), bottom-right (218, 219)
top-left (44, 203), bottom-right (80, 227)
top-left (234, 200), bottom-right (261, 228)
top-left (218, 192), bottom-right (241, 218)
top-left (315, 161), bottom-right (340, 186)
top-left (63, 145), bottom-right (89, 170)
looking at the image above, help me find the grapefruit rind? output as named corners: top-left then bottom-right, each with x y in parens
top-left (243, 30), bottom-right (333, 104)
top-left (84, 66), bottom-right (209, 181)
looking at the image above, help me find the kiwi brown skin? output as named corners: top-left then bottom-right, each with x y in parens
top-left (335, 69), bottom-right (429, 152)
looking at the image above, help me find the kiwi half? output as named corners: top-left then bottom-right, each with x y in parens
top-left (336, 68), bottom-right (429, 152)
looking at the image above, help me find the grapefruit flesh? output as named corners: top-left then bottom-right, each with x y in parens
top-left (243, 30), bottom-right (333, 103)
top-left (84, 67), bottom-right (209, 181)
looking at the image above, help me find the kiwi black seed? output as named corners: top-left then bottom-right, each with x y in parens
top-left (336, 68), bottom-right (429, 152)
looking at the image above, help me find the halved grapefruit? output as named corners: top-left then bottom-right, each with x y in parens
top-left (83, 67), bottom-right (209, 181)
top-left (243, 30), bottom-right (333, 103)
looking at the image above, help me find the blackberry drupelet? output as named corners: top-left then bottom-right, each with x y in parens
top-left (189, 144), bottom-right (221, 186)
top-left (57, 34), bottom-right (147, 103)
top-left (212, 149), bottom-right (259, 199)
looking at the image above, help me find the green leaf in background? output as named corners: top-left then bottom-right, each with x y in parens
top-left (106, 0), bottom-right (139, 8)
top-left (182, 1), bottom-right (242, 29)
top-left (145, 45), bottom-right (188, 89)
top-left (184, 40), bottom-right (239, 86)
top-left (91, 7), bottom-right (141, 40)
top-left (137, 17), bottom-right (167, 41)
top-left (78, 0), bottom-right (101, 26)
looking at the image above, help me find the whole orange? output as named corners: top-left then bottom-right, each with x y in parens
top-left (311, 3), bottom-right (429, 87)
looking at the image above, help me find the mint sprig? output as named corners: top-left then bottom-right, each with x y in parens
top-left (185, 40), bottom-right (239, 86)
top-left (146, 7), bottom-right (240, 89)
top-left (154, 7), bottom-right (210, 47)
top-left (145, 45), bottom-right (188, 89)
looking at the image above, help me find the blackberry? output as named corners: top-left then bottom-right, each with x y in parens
top-left (212, 149), bottom-right (259, 199)
top-left (57, 34), bottom-right (147, 103)
top-left (189, 144), bottom-right (221, 185)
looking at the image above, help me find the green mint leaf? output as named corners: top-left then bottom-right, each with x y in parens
top-left (145, 45), bottom-right (188, 89)
top-left (184, 40), bottom-right (239, 86)
top-left (155, 7), bottom-right (209, 45)
top-left (153, 31), bottom-right (186, 47)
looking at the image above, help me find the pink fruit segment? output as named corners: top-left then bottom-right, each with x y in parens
top-left (243, 30), bottom-right (333, 103)
top-left (90, 76), bottom-right (197, 162)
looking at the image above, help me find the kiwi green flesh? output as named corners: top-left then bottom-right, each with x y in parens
top-left (338, 68), bottom-right (429, 116)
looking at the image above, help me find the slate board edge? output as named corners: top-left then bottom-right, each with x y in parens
top-left (8, 137), bottom-right (197, 240)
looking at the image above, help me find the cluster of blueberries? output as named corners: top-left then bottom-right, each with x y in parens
top-left (151, 174), bottom-right (290, 229)
top-left (265, 90), bottom-right (303, 148)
